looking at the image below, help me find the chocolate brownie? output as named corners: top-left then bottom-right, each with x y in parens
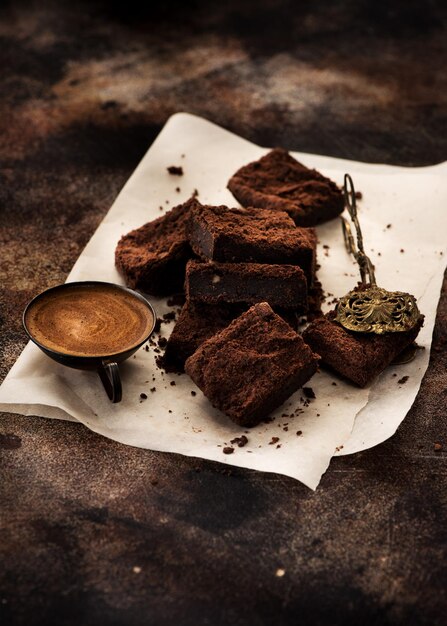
top-left (188, 203), bottom-right (316, 283)
top-left (161, 300), bottom-right (302, 373)
top-left (185, 260), bottom-right (308, 310)
top-left (161, 300), bottom-right (243, 373)
top-left (228, 148), bottom-right (344, 226)
top-left (185, 302), bottom-right (320, 427)
top-left (303, 311), bottom-right (424, 387)
top-left (115, 199), bottom-right (197, 296)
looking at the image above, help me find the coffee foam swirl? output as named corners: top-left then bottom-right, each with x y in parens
top-left (25, 284), bottom-right (154, 357)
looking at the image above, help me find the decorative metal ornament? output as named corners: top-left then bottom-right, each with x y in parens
top-left (335, 174), bottom-right (420, 334)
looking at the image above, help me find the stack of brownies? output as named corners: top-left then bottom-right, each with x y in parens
top-left (115, 148), bottom-right (423, 427)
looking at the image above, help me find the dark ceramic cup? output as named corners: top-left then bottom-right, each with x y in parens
top-left (23, 281), bottom-right (156, 403)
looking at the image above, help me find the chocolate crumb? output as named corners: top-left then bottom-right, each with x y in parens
top-left (386, 224), bottom-right (392, 229)
top-left (223, 447), bottom-right (234, 455)
top-left (167, 166), bottom-right (183, 176)
top-left (397, 375), bottom-right (409, 385)
top-left (150, 387), bottom-right (156, 393)
top-left (170, 381), bottom-right (176, 386)
top-left (303, 387), bottom-right (316, 399)
top-left (154, 318), bottom-right (162, 333)
top-left (192, 188), bottom-right (199, 198)
top-left (434, 442), bottom-right (442, 451)
top-left (163, 311), bottom-right (176, 321)
top-left (296, 430), bottom-right (303, 436)
top-left (176, 187), bottom-right (180, 192)
top-left (400, 249), bottom-right (405, 253)
top-left (191, 390), bottom-right (196, 396)
top-left (230, 435), bottom-right (249, 448)
top-left (283, 426), bottom-right (289, 432)
top-left (158, 337), bottom-right (168, 348)
top-left (355, 191), bottom-right (363, 200)
top-left (269, 437), bottom-right (280, 445)
top-left (140, 393), bottom-right (147, 400)
top-left (276, 444), bottom-right (281, 449)
top-left (144, 345), bottom-right (149, 352)
top-left (159, 206), bottom-right (163, 211)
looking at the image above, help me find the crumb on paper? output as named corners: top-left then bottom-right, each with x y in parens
top-left (230, 435), bottom-right (248, 448)
top-left (223, 447), bottom-right (234, 455)
top-left (191, 390), bottom-right (196, 397)
top-left (140, 393), bottom-right (147, 400)
top-left (397, 375), bottom-right (409, 385)
top-left (303, 387), bottom-right (316, 399)
top-left (269, 437), bottom-right (280, 445)
top-left (167, 165), bottom-right (183, 176)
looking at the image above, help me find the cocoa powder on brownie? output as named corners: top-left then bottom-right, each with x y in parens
top-left (188, 203), bottom-right (317, 283)
top-left (228, 148), bottom-right (344, 227)
top-left (303, 311), bottom-right (424, 387)
top-left (115, 198), bottom-right (197, 296)
top-left (185, 302), bottom-right (320, 427)
top-left (161, 300), bottom-right (244, 373)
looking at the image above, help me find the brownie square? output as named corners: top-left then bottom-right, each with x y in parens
top-left (161, 300), bottom-right (243, 373)
top-left (185, 260), bottom-right (308, 310)
top-left (115, 198), bottom-right (197, 296)
top-left (228, 148), bottom-right (344, 227)
top-left (303, 312), bottom-right (424, 387)
top-left (188, 203), bottom-right (316, 283)
top-left (185, 302), bottom-right (320, 426)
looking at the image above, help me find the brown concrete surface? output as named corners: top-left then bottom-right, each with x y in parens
top-left (1, 2), bottom-right (447, 625)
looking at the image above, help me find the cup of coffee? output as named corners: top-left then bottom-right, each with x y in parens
top-left (23, 281), bottom-right (156, 403)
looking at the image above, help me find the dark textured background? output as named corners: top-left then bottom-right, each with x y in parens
top-left (1, 1), bottom-right (447, 625)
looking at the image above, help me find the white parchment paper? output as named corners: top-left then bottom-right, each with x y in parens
top-left (1, 113), bottom-right (446, 488)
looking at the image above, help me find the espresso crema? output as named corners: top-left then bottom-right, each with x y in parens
top-left (25, 283), bottom-right (154, 357)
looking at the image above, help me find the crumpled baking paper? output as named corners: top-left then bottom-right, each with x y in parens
top-left (0, 113), bottom-right (446, 488)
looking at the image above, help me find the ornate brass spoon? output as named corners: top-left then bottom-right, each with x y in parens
top-left (335, 174), bottom-right (421, 335)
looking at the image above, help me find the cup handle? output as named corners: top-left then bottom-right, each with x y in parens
top-left (97, 361), bottom-right (122, 403)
